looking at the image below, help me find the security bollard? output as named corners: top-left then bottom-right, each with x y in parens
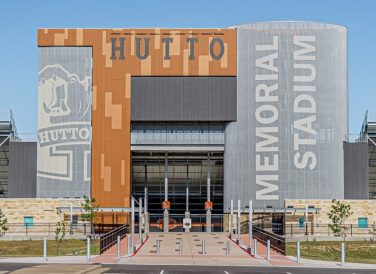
top-left (127, 236), bottom-right (131, 256)
top-left (43, 237), bottom-right (47, 261)
top-left (297, 241), bottom-right (300, 263)
top-left (87, 237), bottom-right (90, 261)
top-left (253, 239), bottom-right (258, 257)
top-left (202, 240), bottom-right (206, 255)
top-left (179, 239), bottom-right (183, 255)
top-left (117, 236), bottom-right (121, 258)
top-left (157, 240), bottom-right (161, 255)
top-left (267, 240), bottom-right (271, 260)
top-left (226, 241), bottom-right (230, 255)
top-left (341, 242), bottom-right (345, 266)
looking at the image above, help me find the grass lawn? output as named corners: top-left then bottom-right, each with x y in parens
top-left (0, 239), bottom-right (99, 257)
top-left (286, 241), bottom-right (376, 264)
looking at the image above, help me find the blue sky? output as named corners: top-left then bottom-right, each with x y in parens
top-left (0, 0), bottom-right (375, 135)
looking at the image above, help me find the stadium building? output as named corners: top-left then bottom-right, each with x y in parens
top-left (1, 21), bottom-right (375, 233)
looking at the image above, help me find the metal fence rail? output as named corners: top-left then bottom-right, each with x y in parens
top-left (99, 224), bottom-right (129, 254)
top-left (3, 223), bottom-right (91, 236)
top-left (284, 223), bottom-right (376, 237)
top-left (2, 222), bottom-right (128, 236)
top-left (253, 225), bottom-right (286, 255)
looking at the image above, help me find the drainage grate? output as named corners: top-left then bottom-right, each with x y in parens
top-left (217, 241), bottom-right (224, 244)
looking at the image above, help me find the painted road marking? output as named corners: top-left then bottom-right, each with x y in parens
top-left (160, 270), bottom-right (165, 274)
top-left (224, 271), bottom-right (230, 274)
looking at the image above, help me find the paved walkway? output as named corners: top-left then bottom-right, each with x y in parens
top-left (121, 232), bottom-right (260, 266)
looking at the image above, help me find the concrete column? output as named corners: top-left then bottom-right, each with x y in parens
top-left (163, 153), bottom-right (169, 232)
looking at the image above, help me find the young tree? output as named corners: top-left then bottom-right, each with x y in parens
top-left (81, 195), bottom-right (98, 234)
top-left (369, 222), bottom-right (376, 242)
top-left (327, 200), bottom-right (353, 241)
top-left (0, 208), bottom-right (8, 235)
top-left (55, 220), bottom-right (66, 255)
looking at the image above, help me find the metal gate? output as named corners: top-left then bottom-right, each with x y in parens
top-left (149, 214), bottom-right (224, 232)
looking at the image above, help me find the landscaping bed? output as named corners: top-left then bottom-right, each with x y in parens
top-left (0, 239), bottom-right (99, 257)
top-left (286, 241), bottom-right (376, 264)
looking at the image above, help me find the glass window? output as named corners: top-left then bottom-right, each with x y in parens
top-left (298, 217), bottom-right (304, 228)
top-left (24, 216), bottom-right (34, 227)
top-left (358, 217), bottom-right (368, 228)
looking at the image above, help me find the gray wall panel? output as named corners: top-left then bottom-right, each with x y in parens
top-left (344, 142), bottom-right (369, 199)
top-left (37, 47), bottom-right (92, 198)
top-left (8, 142), bottom-right (37, 198)
top-left (131, 77), bottom-right (237, 122)
top-left (225, 22), bottom-right (348, 210)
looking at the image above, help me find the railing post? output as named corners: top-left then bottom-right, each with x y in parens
top-left (237, 199), bottom-right (241, 244)
top-left (247, 199), bottom-right (252, 254)
top-left (267, 239), bottom-right (271, 260)
top-left (43, 237), bottom-right (47, 261)
top-left (350, 224), bottom-right (353, 237)
top-left (131, 197), bottom-right (135, 253)
top-left (87, 236), bottom-right (90, 261)
top-left (296, 241), bottom-right (300, 263)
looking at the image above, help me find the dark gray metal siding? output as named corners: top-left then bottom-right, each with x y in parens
top-left (344, 142), bottom-right (369, 199)
top-left (131, 77), bottom-right (237, 121)
top-left (8, 142), bottom-right (37, 198)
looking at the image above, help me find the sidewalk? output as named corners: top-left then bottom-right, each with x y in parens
top-left (1, 233), bottom-right (376, 270)
top-left (0, 255), bottom-right (97, 264)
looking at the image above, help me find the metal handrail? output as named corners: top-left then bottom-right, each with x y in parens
top-left (99, 224), bottom-right (128, 254)
top-left (253, 225), bottom-right (286, 255)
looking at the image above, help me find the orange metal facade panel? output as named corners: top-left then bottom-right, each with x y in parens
top-left (38, 28), bottom-right (237, 208)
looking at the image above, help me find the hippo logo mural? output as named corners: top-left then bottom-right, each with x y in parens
top-left (39, 64), bottom-right (91, 124)
top-left (37, 47), bottom-right (92, 198)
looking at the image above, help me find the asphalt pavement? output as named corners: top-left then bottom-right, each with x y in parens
top-left (0, 263), bottom-right (375, 273)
